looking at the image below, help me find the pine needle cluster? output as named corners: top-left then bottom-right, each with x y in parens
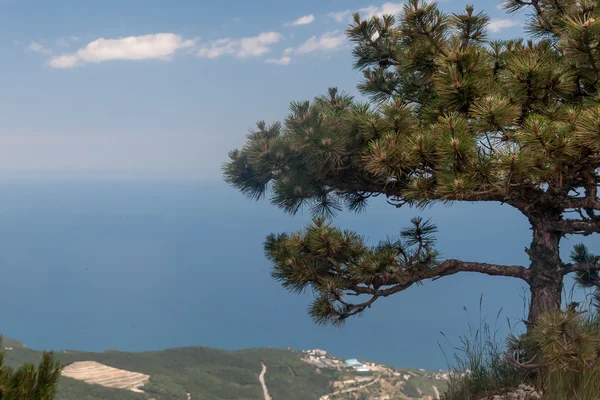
top-left (0, 338), bottom-right (62, 400)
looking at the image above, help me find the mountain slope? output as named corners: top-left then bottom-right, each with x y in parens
top-left (2, 338), bottom-right (336, 400)
top-left (1, 338), bottom-right (446, 399)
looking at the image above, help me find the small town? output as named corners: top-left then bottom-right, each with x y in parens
top-left (302, 349), bottom-right (450, 400)
top-left (302, 349), bottom-right (377, 372)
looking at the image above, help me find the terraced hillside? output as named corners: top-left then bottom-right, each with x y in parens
top-left (61, 361), bottom-right (150, 392)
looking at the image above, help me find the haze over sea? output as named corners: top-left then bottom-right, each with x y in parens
top-left (0, 179), bottom-right (591, 370)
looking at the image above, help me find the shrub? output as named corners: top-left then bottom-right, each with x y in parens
top-left (442, 306), bottom-right (600, 400)
top-left (402, 379), bottom-right (420, 398)
top-left (507, 310), bottom-right (600, 400)
top-left (0, 336), bottom-right (63, 400)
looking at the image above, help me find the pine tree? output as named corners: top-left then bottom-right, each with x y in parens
top-left (0, 338), bottom-right (62, 400)
top-left (223, 0), bottom-right (600, 325)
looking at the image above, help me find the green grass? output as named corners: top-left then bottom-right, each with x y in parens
top-left (440, 301), bottom-right (600, 400)
top-left (439, 301), bottom-right (528, 400)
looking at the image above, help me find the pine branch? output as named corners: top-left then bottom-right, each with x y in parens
top-left (266, 217), bottom-right (530, 325)
top-left (563, 197), bottom-right (600, 211)
top-left (320, 259), bottom-right (530, 324)
top-left (565, 242), bottom-right (600, 288)
top-left (563, 262), bottom-right (600, 275)
top-left (548, 218), bottom-right (600, 235)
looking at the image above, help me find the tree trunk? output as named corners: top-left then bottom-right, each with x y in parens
top-left (527, 227), bottom-right (563, 324)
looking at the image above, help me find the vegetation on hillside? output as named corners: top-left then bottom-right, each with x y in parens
top-left (66, 348), bottom-right (337, 400)
top-left (0, 337), bottom-right (448, 399)
top-left (1, 340), bottom-right (339, 400)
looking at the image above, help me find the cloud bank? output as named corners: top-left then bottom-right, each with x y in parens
top-left (196, 32), bottom-right (281, 59)
top-left (28, 42), bottom-right (52, 56)
top-left (290, 14), bottom-right (315, 26)
top-left (265, 56), bottom-right (291, 65)
top-left (328, 2), bottom-right (403, 23)
top-left (295, 31), bottom-right (347, 54)
top-left (36, 3), bottom-right (414, 69)
top-left (487, 18), bottom-right (519, 33)
top-left (49, 33), bottom-right (195, 68)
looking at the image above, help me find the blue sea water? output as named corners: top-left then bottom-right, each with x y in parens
top-left (0, 181), bottom-right (592, 370)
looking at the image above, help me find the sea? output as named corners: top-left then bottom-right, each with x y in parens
top-left (0, 180), bottom-right (591, 370)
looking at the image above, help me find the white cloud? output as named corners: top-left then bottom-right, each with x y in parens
top-left (488, 18), bottom-right (519, 32)
top-left (296, 31), bottom-right (347, 54)
top-left (49, 55), bottom-right (80, 68)
top-left (48, 33), bottom-right (195, 68)
top-left (328, 2), bottom-right (403, 23)
top-left (328, 10), bottom-right (351, 23)
top-left (283, 47), bottom-right (294, 54)
top-left (290, 14), bottom-right (315, 26)
top-left (28, 41), bottom-right (52, 56)
top-left (265, 56), bottom-right (291, 65)
top-left (197, 32), bottom-right (281, 59)
top-left (360, 2), bottom-right (403, 19)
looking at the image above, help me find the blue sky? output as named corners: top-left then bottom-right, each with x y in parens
top-left (0, 0), bottom-right (525, 180)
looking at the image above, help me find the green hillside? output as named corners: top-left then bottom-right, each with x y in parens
top-left (1, 338), bottom-right (446, 399)
top-left (2, 338), bottom-right (337, 400)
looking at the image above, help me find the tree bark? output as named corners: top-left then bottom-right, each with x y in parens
top-left (527, 226), bottom-right (563, 324)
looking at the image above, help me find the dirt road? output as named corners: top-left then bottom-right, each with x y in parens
top-left (320, 378), bottom-right (379, 400)
top-left (259, 363), bottom-right (272, 400)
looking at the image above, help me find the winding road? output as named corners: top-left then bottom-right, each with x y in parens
top-left (319, 378), bottom-right (380, 400)
top-left (259, 363), bottom-right (272, 400)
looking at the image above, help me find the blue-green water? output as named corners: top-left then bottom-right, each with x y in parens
top-left (0, 181), bottom-right (586, 369)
